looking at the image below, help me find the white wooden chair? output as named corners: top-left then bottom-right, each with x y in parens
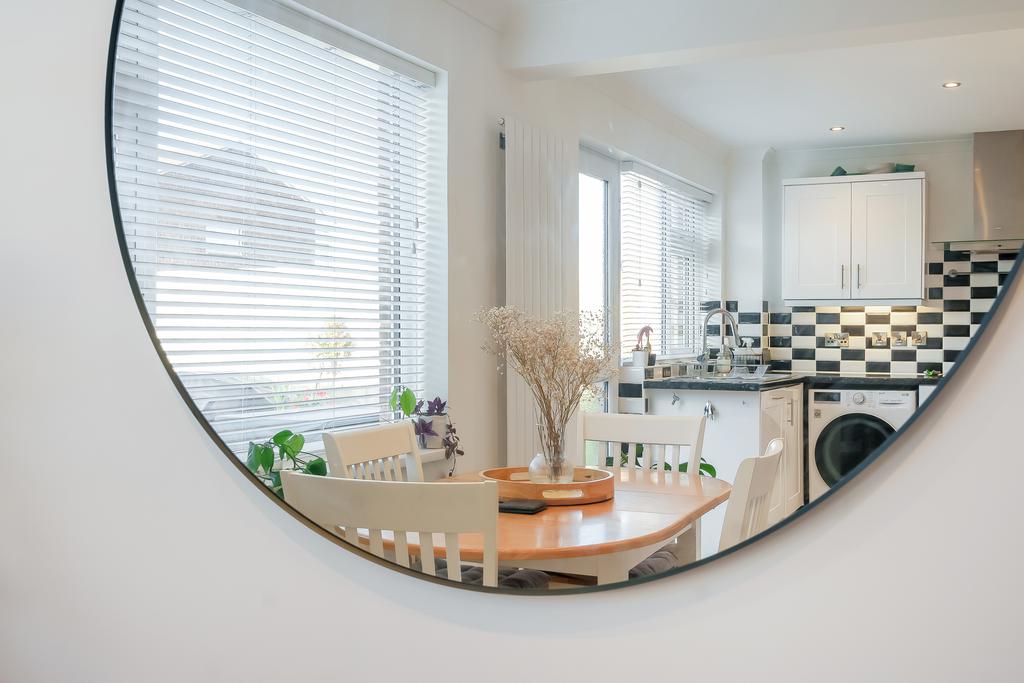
top-left (582, 413), bottom-right (707, 476)
top-left (322, 421), bottom-right (425, 482)
top-left (582, 413), bottom-right (708, 567)
top-left (280, 471), bottom-right (500, 586)
top-left (718, 438), bottom-right (785, 552)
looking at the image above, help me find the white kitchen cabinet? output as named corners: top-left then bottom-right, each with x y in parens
top-left (783, 182), bottom-right (852, 300)
top-left (783, 173), bottom-right (925, 303)
top-left (646, 385), bottom-right (804, 558)
top-left (851, 178), bottom-right (924, 299)
top-left (760, 385), bottom-right (803, 525)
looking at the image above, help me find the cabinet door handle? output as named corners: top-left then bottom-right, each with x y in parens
top-left (786, 400), bottom-right (794, 425)
top-left (841, 264), bottom-right (845, 288)
top-left (857, 264), bottom-right (862, 289)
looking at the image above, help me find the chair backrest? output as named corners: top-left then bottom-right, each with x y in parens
top-left (281, 472), bottom-right (500, 586)
top-left (322, 421), bottom-right (425, 482)
top-left (582, 413), bottom-right (707, 476)
top-left (718, 438), bottom-right (785, 552)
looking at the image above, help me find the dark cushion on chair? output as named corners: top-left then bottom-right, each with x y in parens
top-left (628, 549), bottom-right (678, 579)
top-left (413, 557), bottom-right (551, 589)
top-left (495, 568), bottom-right (551, 589)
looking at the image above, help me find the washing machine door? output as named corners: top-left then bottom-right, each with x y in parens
top-left (814, 414), bottom-right (895, 486)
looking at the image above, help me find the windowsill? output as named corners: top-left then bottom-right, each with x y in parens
top-left (421, 448), bottom-right (446, 464)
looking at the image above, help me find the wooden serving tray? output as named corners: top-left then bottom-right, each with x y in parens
top-left (479, 466), bottom-right (614, 506)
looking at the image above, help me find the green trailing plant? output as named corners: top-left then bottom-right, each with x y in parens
top-left (606, 443), bottom-right (717, 477)
top-left (246, 429), bottom-right (327, 498)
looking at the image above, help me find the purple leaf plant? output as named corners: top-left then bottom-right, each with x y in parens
top-left (416, 396), bottom-right (447, 416)
top-left (413, 417), bottom-right (439, 438)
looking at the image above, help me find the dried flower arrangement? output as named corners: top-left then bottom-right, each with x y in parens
top-left (477, 307), bottom-right (617, 481)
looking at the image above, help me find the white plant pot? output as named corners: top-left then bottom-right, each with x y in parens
top-left (631, 350), bottom-right (649, 367)
top-left (418, 415), bottom-right (446, 450)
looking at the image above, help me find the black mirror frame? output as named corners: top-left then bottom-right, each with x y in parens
top-left (103, 0), bottom-right (1024, 594)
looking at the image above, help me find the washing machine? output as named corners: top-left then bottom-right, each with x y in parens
top-left (807, 389), bottom-right (917, 502)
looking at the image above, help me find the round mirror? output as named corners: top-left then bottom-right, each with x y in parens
top-left (106, 0), bottom-right (1023, 592)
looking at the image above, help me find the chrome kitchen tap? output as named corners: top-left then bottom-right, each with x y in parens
top-left (698, 307), bottom-right (740, 375)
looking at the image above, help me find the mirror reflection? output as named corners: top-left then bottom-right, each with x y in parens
top-left (109, 0), bottom-right (1022, 590)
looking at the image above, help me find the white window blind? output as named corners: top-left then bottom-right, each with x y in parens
top-left (620, 168), bottom-right (714, 360)
top-left (111, 0), bottom-right (440, 459)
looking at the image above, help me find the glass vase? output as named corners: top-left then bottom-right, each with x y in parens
top-left (528, 421), bottom-right (574, 483)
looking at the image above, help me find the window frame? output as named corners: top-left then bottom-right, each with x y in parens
top-left (579, 147), bottom-right (620, 415)
top-left (106, 0), bottom-right (448, 463)
top-left (618, 163), bottom-right (715, 364)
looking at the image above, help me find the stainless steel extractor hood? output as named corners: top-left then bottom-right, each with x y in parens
top-left (946, 130), bottom-right (1024, 252)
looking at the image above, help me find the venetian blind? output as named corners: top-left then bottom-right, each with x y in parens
top-left (620, 167), bottom-right (714, 360)
top-left (111, 0), bottom-right (438, 458)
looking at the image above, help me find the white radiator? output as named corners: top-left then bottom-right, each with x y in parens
top-left (503, 118), bottom-right (580, 467)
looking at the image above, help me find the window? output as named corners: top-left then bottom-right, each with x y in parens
top-left (619, 164), bottom-right (715, 361)
top-left (578, 173), bottom-right (609, 320)
top-left (578, 148), bottom-right (619, 465)
top-left (111, 0), bottom-right (444, 459)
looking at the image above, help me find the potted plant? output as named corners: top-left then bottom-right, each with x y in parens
top-left (417, 396), bottom-right (448, 449)
top-left (389, 387), bottom-right (456, 452)
top-left (478, 307), bottom-right (616, 483)
top-left (246, 429), bottom-right (327, 498)
top-left (633, 325), bottom-right (655, 367)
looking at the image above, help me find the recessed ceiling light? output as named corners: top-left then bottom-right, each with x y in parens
top-left (830, 126), bottom-right (845, 132)
top-left (942, 81), bottom-right (962, 89)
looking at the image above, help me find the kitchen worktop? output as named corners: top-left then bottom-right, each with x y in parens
top-left (643, 371), bottom-right (941, 392)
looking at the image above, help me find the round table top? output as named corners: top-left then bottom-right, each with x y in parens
top-left (436, 467), bottom-right (732, 561)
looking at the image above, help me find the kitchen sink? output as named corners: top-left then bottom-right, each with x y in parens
top-left (669, 370), bottom-right (795, 384)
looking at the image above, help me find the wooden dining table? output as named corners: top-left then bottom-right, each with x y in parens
top-left (443, 467), bottom-right (732, 585)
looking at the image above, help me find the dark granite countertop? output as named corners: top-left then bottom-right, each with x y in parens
top-left (798, 372), bottom-right (940, 390)
top-left (643, 374), bottom-right (804, 392)
top-left (643, 372), bottom-right (941, 392)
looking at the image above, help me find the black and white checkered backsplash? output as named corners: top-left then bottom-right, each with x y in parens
top-left (760, 250), bottom-right (1018, 375)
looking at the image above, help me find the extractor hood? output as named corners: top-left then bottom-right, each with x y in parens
top-left (941, 130), bottom-right (1024, 252)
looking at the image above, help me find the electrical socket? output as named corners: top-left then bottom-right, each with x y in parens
top-left (824, 332), bottom-right (850, 348)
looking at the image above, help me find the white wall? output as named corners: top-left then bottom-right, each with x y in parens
top-left (762, 148), bottom-right (784, 306)
top-left (723, 147), bottom-right (769, 303)
top-left (774, 138), bottom-right (974, 245)
top-left (5, 3), bottom-right (1024, 681)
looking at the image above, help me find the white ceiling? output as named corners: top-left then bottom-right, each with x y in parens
top-left (443, 0), bottom-right (563, 31)
top-left (446, 0), bottom-right (1024, 149)
top-left (591, 29), bottom-right (1024, 149)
